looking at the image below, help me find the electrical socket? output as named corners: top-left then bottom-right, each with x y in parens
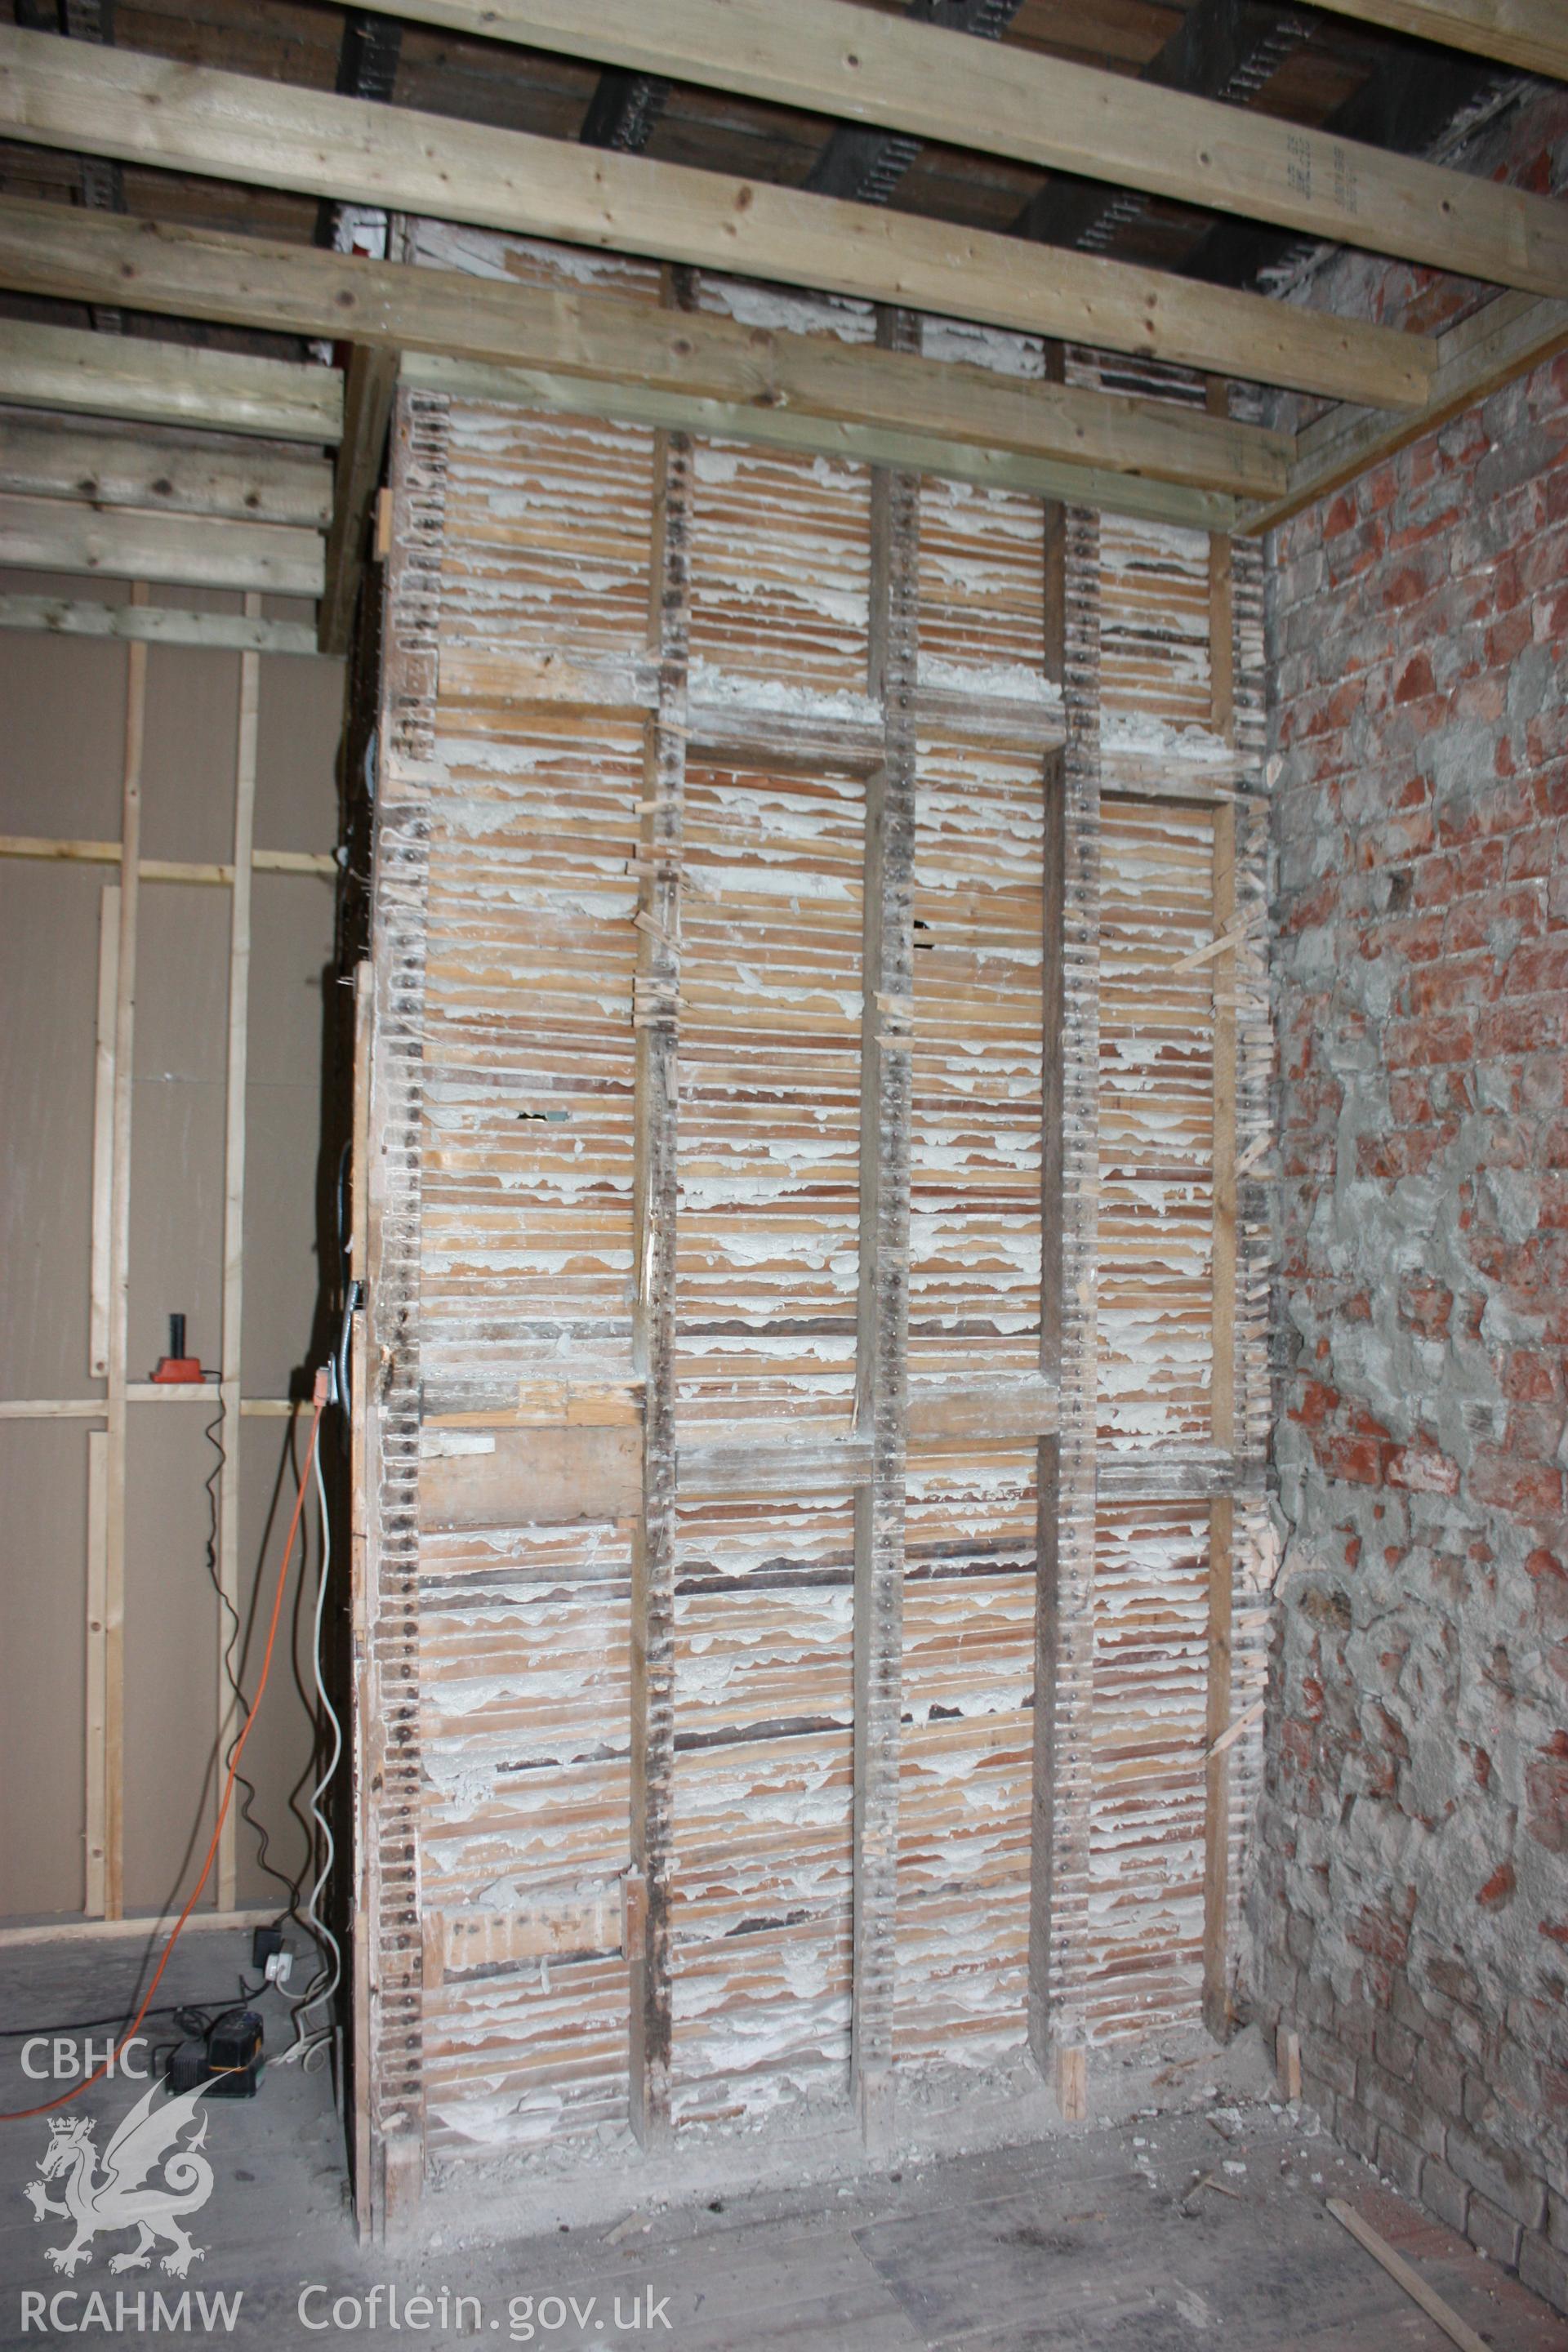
top-left (264, 1950), bottom-right (294, 1990)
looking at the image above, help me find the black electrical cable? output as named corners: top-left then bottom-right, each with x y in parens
top-left (202, 1395), bottom-right (301, 1922)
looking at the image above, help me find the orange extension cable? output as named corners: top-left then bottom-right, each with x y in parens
top-left (1, 1387), bottom-right (327, 2124)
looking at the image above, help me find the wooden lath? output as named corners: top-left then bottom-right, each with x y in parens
top-left (372, 0), bottom-right (1568, 296)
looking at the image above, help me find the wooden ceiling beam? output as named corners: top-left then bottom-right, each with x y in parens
top-left (0, 318), bottom-right (344, 443)
top-left (0, 203), bottom-right (1294, 523)
top-left (0, 30), bottom-right (1432, 409)
top-left (354, 0), bottom-right (1568, 296)
top-left (1303, 0), bottom-right (1568, 82)
top-left (0, 492), bottom-right (325, 593)
top-left (0, 412), bottom-right (332, 524)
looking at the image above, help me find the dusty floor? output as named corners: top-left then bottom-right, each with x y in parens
top-left (0, 1926), bottom-right (1562, 2349)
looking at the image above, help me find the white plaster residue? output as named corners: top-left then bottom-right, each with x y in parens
top-left (920, 316), bottom-right (1047, 380)
top-left (694, 276), bottom-right (876, 345)
top-left (687, 661), bottom-right (880, 728)
top-left (421, 1430), bottom-right (497, 1459)
top-left (1100, 711), bottom-right (1238, 767)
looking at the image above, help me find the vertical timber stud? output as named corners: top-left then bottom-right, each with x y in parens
top-left (86, 881), bottom-right (118, 1918)
top-left (1202, 797), bottom-right (1238, 2041)
top-left (216, 593), bottom-right (260, 1916)
top-left (84, 1427), bottom-right (108, 1916)
top-left (629, 267), bottom-right (693, 2148)
top-left (1225, 536), bottom-right (1273, 2024)
top-left (1206, 380), bottom-right (1236, 745)
top-left (1201, 517), bottom-right (1270, 2038)
top-left (1202, 452), bottom-right (1238, 2035)
top-left (852, 302), bottom-right (919, 2154)
top-left (360, 385), bottom-right (445, 2238)
top-left (1029, 507), bottom-right (1100, 2125)
top-left (89, 884), bottom-right (118, 1384)
top-left (349, 960), bottom-right (374, 2235)
top-left (103, 586), bottom-right (147, 1922)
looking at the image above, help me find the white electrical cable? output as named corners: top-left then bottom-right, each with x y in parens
top-left (278, 1432), bottom-right (343, 2070)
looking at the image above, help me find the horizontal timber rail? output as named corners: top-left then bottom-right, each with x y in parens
top-left (0, 595), bottom-right (320, 657)
top-left (0, 833), bottom-right (335, 881)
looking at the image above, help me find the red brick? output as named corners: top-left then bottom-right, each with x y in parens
top-left (1525, 1735), bottom-right (1568, 1856)
top-left (1386, 1013), bottom-right (1477, 1069)
top-left (1469, 1450), bottom-right (1563, 1519)
top-left (1314, 1432), bottom-right (1392, 1486)
top-left (1388, 1445), bottom-right (1461, 1496)
top-left (1398, 1276), bottom-right (1453, 1336)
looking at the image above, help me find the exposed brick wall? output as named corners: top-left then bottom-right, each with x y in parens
top-left (1259, 97), bottom-right (1568, 2315)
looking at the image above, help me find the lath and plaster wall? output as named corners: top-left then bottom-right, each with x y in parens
top-left (1260, 87), bottom-right (1568, 2316)
top-left (354, 231), bottom-right (1272, 2225)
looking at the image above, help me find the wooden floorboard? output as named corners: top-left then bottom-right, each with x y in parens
top-left (2, 1931), bottom-right (1562, 2350)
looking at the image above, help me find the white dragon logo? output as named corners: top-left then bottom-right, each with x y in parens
top-left (24, 2080), bottom-right (214, 2278)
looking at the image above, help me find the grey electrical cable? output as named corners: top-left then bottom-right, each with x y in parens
top-left (279, 1432), bottom-right (343, 2070)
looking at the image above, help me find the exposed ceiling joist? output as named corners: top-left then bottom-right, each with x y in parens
top-left (1014, 0), bottom-right (1310, 254)
top-left (1187, 35), bottom-right (1499, 287)
top-left (0, 491), bottom-right (325, 593)
top-left (1242, 287), bottom-right (1568, 531)
top-left (0, 33), bottom-right (1432, 409)
top-left (1303, 0), bottom-right (1567, 82)
top-left (579, 70), bottom-right (670, 154)
top-left (0, 413), bottom-right (332, 524)
top-left (0, 319), bottom-right (344, 443)
top-left (0, 203), bottom-right (1292, 518)
top-left (336, 10), bottom-right (403, 103)
top-left (803, 0), bottom-right (1022, 209)
top-left (351, 0), bottom-right (1568, 296)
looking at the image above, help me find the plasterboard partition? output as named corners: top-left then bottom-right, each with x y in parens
top-left (353, 231), bottom-right (1272, 2231)
top-left (0, 568), bottom-right (344, 1924)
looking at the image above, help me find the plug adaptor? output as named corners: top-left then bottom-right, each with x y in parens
top-left (251, 1925), bottom-right (284, 1971)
